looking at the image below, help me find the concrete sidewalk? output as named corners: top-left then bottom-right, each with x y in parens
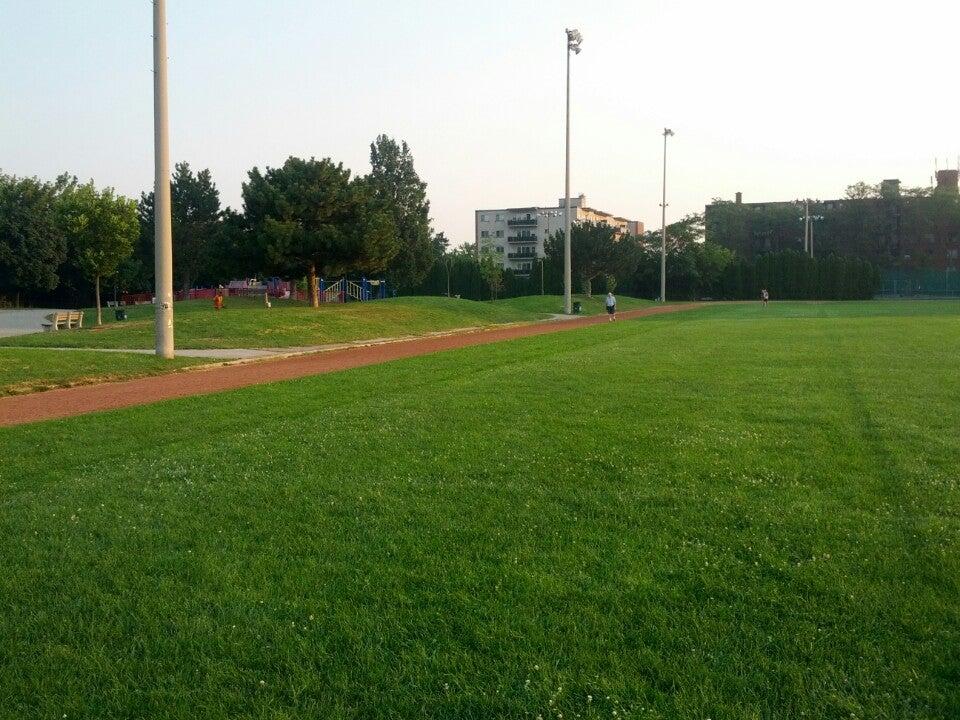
top-left (0, 309), bottom-right (68, 338)
top-left (0, 324), bottom-right (504, 360)
top-left (2, 346), bottom-right (282, 360)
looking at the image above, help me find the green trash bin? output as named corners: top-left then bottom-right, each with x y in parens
top-left (115, 308), bottom-right (127, 321)
top-left (572, 301), bottom-right (582, 314)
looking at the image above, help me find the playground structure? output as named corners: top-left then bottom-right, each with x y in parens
top-left (121, 277), bottom-right (392, 305)
top-left (315, 278), bottom-right (390, 304)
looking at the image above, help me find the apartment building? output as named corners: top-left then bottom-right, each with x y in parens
top-left (475, 195), bottom-right (643, 274)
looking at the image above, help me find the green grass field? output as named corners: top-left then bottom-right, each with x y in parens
top-left (0, 294), bottom-right (646, 351)
top-left (491, 293), bottom-right (655, 316)
top-left (1, 300), bottom-right (958, 718)
top-left (0, 348), bottom-right (208, 396)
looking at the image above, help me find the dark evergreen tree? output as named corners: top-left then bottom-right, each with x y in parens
top-left (366, 135), bottom-right (435, 288)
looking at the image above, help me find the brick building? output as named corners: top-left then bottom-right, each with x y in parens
top-left (705, 171), bottom-right (960, 294)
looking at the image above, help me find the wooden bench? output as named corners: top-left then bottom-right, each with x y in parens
top-left (41, 311), bottom-right (84, 332)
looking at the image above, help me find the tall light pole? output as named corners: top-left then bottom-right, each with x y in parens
top-left (660, 128), bottom-right (674, 303)
top-left (153, 0), bottom-right (174, 358)
top-left (563, 28), bottom-right (582, 315)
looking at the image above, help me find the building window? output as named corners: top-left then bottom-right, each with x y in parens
top-left (495, 230), bottom-right (504, 238)
top-left (480, 230), bottom-right (489, 238)
top-left (496, 246), bottom-right (504, 253)
top-left (495, 213), bottom-right (501, 221)
top-left (480, 214), bottom-right (487, 221)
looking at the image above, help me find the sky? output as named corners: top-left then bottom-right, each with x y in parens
top-left (1, 0), bottom-right (957, 247)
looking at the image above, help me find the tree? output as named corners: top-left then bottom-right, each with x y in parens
top-left (845, 182), bottom-right (880, 200)
top-left (0, 173), bottom-right (73, 305)
top-left (242, 157), bottom-right (398, 307)
top-left (59, 183), bottom-right (138, 324)
top-left (545, 221), bottom-right (640, 297)
top-left (366, 135), bottom-right (435, 287)
top-left (139, 162), bottom-right (223, 292)
top-left (478, 250), bottom-right (504, 300)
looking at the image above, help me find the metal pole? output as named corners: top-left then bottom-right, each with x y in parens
top-left (563, 40), bottom-right (572, 315)
top-left (810, 213), bottom-right (815, 258)
top-left (153, 0), bottom-right (174, 358)
top-left (540, 258), bottom-right (544, 295)
top-left (804, 200), bottom-right (810, 255)
top-left (660, 130), bottom-right (669, 303)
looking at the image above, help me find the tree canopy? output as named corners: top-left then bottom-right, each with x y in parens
top-left (59, 182), bottom-right (138, 324)
top-left (367, 135), bottom-right (436, 288)
top-left (138, 163), bottom-right (224, 292)
top-left (0, 173), bottom-right (73, 303)
top-left (545, 221), bottom-right (640, 297)
top-left (242, 156), bottom-right (398, 306)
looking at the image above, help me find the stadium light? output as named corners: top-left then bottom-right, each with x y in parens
top-left (153, 0), bottom-right (174, 358)
top-left (660, 128), bottom-right (674, 303)
top-left (563, 28), bottom-right (582, 315)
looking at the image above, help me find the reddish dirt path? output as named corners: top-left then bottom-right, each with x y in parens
top-left (0, 303), bottom-right (700, 428)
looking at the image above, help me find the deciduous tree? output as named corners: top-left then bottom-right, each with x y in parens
top-left (0, 173), bottom-right (73, 305)
top-left (60, 183), bottom-right (138, 324)
top-left (545, 221), bottom-right (640, 298)
top-left (478, 250), bottom-right (504, 300)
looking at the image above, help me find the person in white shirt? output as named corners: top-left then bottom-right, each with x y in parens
top-left (605, 292), bottom-right (617, 321)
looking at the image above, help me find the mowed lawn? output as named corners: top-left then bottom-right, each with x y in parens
top-left (0, 348), bottom-right (209, 396)
top-left (1, 301), bottom-right (958, 718)
top-left (0, 294), bottom-right (645, 351)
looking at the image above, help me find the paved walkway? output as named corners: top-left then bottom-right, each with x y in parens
top-left (0, 304), bottom-right (700, 428)
top-left (0, 309), bottom-right (67, 338)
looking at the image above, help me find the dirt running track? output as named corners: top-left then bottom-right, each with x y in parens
top-left (0, 303), bottom-right (700, 428)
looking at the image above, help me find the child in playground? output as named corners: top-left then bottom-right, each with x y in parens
top-left (214, 291), bottom-right (224, 311)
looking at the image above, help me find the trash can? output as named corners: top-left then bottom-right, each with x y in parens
top-left (572, 301), bottom-right (582, 314)
top-left (115, 308), bottom-right (127, 321)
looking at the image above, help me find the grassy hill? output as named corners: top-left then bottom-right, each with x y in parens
top-left (0, 295), bottom-right (651, 350)
top-left (1, 300), bottom-right (957, 717)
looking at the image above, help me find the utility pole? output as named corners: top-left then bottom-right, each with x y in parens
top-left (660, 128), bottom-right (674, 303)
top-left (153, 0), bottom-right (174, 358)
top-left (809, 208), bottom-right (815, 258)
top-left (804, 199), bottom-right (811, 255)
top-left (563, 28), bottom-right (582, 315)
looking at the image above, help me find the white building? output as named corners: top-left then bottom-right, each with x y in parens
top-left (474, 195), bottom-right (643, 275)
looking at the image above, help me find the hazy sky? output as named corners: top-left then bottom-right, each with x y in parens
top-left (2, 0), bottom-right (956, 246)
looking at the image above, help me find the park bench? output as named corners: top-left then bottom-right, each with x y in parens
top-left (41, 311), bottom-right (84, 332)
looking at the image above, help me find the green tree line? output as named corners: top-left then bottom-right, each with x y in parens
top-left (410, 216), bottom-right (881, 302)
top-left (0, 135), bottom-right (445, 309)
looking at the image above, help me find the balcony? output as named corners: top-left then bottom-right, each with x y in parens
top-left (507, 235), bottom-right (538, 243)
top-left (507, 217), bottom-right (538, 227)
top-left (507, 252), bottom-right (538, 260)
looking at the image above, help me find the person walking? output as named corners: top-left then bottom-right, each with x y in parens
top-left (606, 291), bottom-right (617, 321)
top-left (761, 288), bottom-right (769, 307)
